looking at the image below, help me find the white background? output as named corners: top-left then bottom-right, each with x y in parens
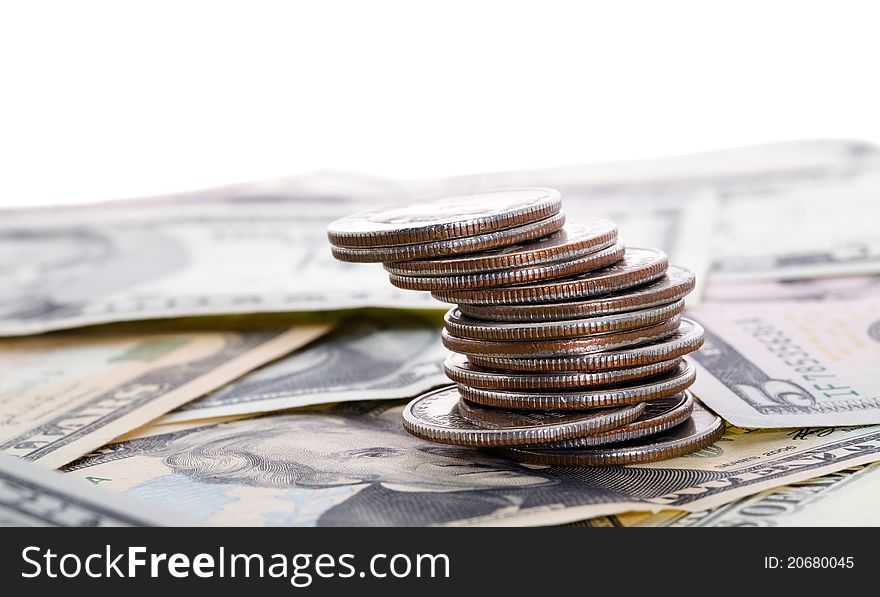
top-left (1, 0), bottom-right (878, 207)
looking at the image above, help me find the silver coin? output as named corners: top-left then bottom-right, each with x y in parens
top-left (431, 247), bottom-right (668, 305)
top-left (444, 300), bottom-right (685, 341)
top-left (444, 352), bottom-right (683, 390)
top-left (457, 265), bottom-right (695, 322)
top-left (383, 219), bottom-right (618, 276)
top-left (457, 361), bottom-right (696, 410)
top-left (401, 386), bottom-right (645, 447)
top-left (331, 212), bottom-right (565, 263)
top-left (327, 188), bottom-right (562, 248)
top-left (496, 400), bottom-right (723, 465)
top-left (537, 392), bottom-right (694, 448)
top-left (469, 317), bottom-right (703, 372)
top-left (441, 315), bottom-right (681, 358)
top-left (388, 242), bottom-right (624, 291)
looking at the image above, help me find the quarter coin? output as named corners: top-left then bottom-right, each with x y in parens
top-left (468, 317), bottom-right (703, 371)
top-left (431, 247), bottom-right (668, 305)
top-left (537, 392), bottom-right (694, 448)
top-left (441, 315), bottom-right (681, 358)
top-left (444, 353), bottom-right (683, 390)
top-left (388, 242), bottom-right (624, 290)
top-left (327, 188), bottom-right (562, 248)
top-left (496, 400), bottom-right (724, 466)
top-left (457, 265), bottom-right (694, 322)
top-left (457, 361), bottom-right (695, 410)
top-left (444, 300), bottom-right (685, 341)
top-left (383, 219), bottom-right (618, 276)
top-left (331, 212), bottom-right (565, 263)
top-left (401, 386), bottom-right (644, 447)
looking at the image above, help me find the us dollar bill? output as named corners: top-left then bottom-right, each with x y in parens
top-left (405, 139), bottom-right (880, 286)
top-left (159, 313), bottom-right (448, 423)
top-left (0, 323), bottom-right (328, 467)
top-left (709, 171), bottom-right (880, 281)
top-left (0, 454), bottom-right (188, 526)
top-left (587, 463), bottom-right (880, 527)
top-left (61, 399), bottom-right (880, 526)
top-left (0, 176), bottom-right (437, 336)
top-left (5, 140), bottom-right (875, 337)
top-left (703, 274), bottom-right (880, 303)
top-left (687, 296), bottom-right (880, 427)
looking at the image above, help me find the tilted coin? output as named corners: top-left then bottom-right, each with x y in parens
top-left (469, 317), bottom-right (703, 372)
top-left (537, 392), bottom-right (694, 448)
top-left (457, 360), bottom-right (695, 410)
top-left (456, 397), bottom-right (644, 437)
top-left (383, 219), bottom-right (618, 276)
top-left (431, 247), bottom-right (668, 305)
top-left (444, 300), bottom-right (685, 341)
top-left (331, 212), bottom-right (565, 263)
top-left (388, 242), bottom-right (624, 291)
top-left (441, 315), bottom-right (681, 358)
top-left (457, 265), bottom-right (695, 322)
top-left (401, 386), bottom-right (644, 447)
top-left (327, 188), bottom-right (562, 248)
top-left (496, 400), bottom-right (723, 465)
top-left (444, 352), bottom-right (683, 390)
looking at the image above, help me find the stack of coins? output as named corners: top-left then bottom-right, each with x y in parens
top-left (327, 188), bottom-right (723, 466)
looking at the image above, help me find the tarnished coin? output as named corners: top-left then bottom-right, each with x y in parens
top-left (431, 247), bottom-right (668, 305)
top-left (538, 392), bottom-right (694, 448)
top-left (444, 352), bottom-right (683, 390)
top-left (458, 265), bottom-right (695, 322)
top-left (457, 361), bottom-right (696, 410)
top-left (389, 242), bottom-right (624, 291)
top-left (469, 317), bottom-right (703, 372)
top-left (441, 315), bottom-right (681, 358)
top-left (331, 212), bottom-right (565, 263)
top-left (444, 300), bottom-right (684, 341)
top-left (327, 188), bottom-right (562, 248)
top-left (496, 400), bottom-right (723, 465)
top-left (401, 386), bottom-right (644, 447)
top-left (383, 219), bottom-right (618, 276)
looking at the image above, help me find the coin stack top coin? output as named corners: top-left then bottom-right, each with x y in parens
top-left (328, 188), bottom-right (719, 466)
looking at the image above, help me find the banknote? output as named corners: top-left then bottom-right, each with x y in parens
top-left (703, 275), bottom-right (880, 303)
top-left (709, 171), bottom-right (880, 281)
top-left (0, 189), bottom-right (440, 336)
top-left (160, 313), bottom-right (448, 423)
top-left (0, 453), bottom-right (188, 526)
top-left (688, 297), bottom-right (880, 427)
top-left (5, 140), bottom-right (876, 336)
top-left (405, 139), bottom-right (880, 285)
top-left (587, 463), bottom-right (880, 527)
top-left (0, 324), bottom-right (328, 467)
top-left (62, 398), bottom-right (880, 526)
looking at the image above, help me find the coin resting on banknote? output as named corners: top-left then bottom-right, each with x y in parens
top-left (328, 188), bottom-right (712, 465)
top-left (5, 140), bottom-right (880, 528)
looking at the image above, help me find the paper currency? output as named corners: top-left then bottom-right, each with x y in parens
top-left (591, 463), bottom-right (880, 527)
top-left (6, 140), bottom-right (875, 336)
top-left (710, 172), bottom-right (880, 281)
top-left (0, 453), bottom-right (188, 526)
top-left (688, 297), bottom-right (880, 427)
top-left (404, 139), bottom-right (880, 287)
top-left (62, 400), bottom-right (880, 526)
top-left (0, 324), bottom-right (328, 467)
top-left (0, 178), bottom-right (438, 336)
top-left (703, 275), bottom-right (880, 303)
top-left (160, 313), bottom-right (448, 423)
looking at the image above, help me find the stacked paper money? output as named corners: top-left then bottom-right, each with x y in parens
top-left (2, 140), bottom-right (880, 527)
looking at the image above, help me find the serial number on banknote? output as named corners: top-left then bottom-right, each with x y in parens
top-left (739, 318), bottom-right (860, 399)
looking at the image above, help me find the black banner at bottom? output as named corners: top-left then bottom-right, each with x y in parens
top-left (0, 527), bottom-right (869, 594)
